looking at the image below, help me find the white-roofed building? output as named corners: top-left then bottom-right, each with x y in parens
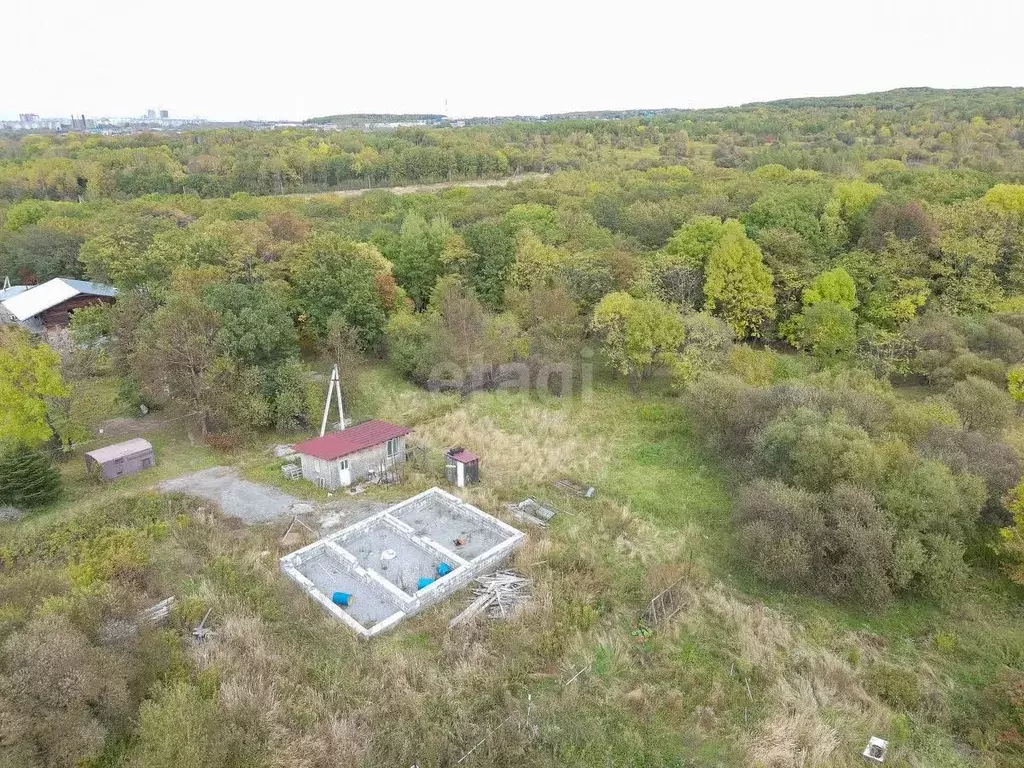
top-left (0, 278), bottom-right (118, 332)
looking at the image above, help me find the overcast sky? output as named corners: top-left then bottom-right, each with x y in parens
top-left (3, 0), bottom-right (1022, 121)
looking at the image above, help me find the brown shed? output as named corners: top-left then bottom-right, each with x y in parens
top-left (85, 438), bottom-right (155, 481)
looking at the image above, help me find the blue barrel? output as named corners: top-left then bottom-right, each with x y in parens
top-left (417, 577), bottom-right (434, 590)
top-left (332, 591), bottom-right (351, 607)
top-left (437, 562), bottom-right (454, 577)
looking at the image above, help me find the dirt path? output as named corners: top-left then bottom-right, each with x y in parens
top-left (284, 172), bottom-right (549, 200)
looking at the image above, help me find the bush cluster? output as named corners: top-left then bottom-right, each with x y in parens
top-left (689, 371), bottom-right (1019, 605)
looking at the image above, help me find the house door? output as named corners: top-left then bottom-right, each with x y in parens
top-left (338, 460), bottom-right (351, 487)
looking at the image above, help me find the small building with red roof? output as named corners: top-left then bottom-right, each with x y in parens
top-left (445, 446), bottom-right (480, 488)
top-left (293, 420), bottom-right (412, 490)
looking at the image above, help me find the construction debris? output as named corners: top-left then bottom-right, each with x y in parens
top-left (449, 571), bottom-right (532, 628)
top-left (642, 576), bottom-right (691, 626)
top-left (138, 596), bottom-right (175, 626)
top-left (192, 608), bottom-right (214, 641)
top-left (281, 462), bottom-right (302, 480)
top-left (280, 514), bottom-right (318, 544)
top-left (862, 737), bottom-right (888, 764)
top-left (509, 498), bottom-right (558, 527)
top-left (273, 444), bottom-right (297, 458)
top-left (552, 479), bottom-right (595, 498)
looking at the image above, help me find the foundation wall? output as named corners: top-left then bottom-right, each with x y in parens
top-left (281, 487), bottom-right (524, 637)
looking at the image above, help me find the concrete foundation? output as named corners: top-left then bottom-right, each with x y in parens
top-left (280, 487), bottom-right (525, 637)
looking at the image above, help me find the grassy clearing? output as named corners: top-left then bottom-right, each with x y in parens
top-left (3, 368), bottom-right (1024, 766)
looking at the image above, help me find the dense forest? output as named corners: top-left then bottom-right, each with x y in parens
top-left (4, 87), bottom-right (1024, 767)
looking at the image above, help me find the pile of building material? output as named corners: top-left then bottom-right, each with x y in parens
top-left (449, 571), bottom-right (532, 627)
top-left (138, 596), bottom-right (175, 626)
top-left (509, 498), bottom-right (558, 527)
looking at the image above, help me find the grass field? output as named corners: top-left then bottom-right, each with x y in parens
top-left (3, 366), bottom-right (1024, 767)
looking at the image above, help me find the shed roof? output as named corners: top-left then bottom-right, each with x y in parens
top-left (293, 420), bottom-right (412, 461)
top-left (1, 278), bottom-right (118, 321)
top-left (449, 450), bottom-right (479, 464)
top-left (84, 438), bottom-right (153, 464)
top-left (0, 285), bottom-right (28, 302)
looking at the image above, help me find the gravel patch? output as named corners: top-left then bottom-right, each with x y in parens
top-left (159, 466), bottom-right (389, 525)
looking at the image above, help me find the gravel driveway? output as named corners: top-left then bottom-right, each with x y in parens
top-left (159, 466), bottom-right (389, 526)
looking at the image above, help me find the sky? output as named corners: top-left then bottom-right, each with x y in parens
top-left (3, 0), bottom-right (1023, 122)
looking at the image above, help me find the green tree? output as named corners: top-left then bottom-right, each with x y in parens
top-left (663, 216), bottom-right (727, 266)
top-left (1008, 365), bottom-right (1024, 402)
top-left (0, 446), bottom-right (62, 508)
top-left (290, 234), bottom-right (396, 349)
top-left (996, 481), bottom-right (1024, 585)
top-left (131, 289), bottom-right (222, 436)
top-left (204, 282), bottom-right (298, 368)
top-left (391, 213), bottom-right (451, 310)
top-left (703, 228), bottom-right (776, 338)
top-left (0, 226), bottom-right (83, 284)
top-left (0, 328), bottom-right (69, 447)
top-left (803, 301), bottom-right (858, 363)
top-left (802, 266), bottom-right (858, 310)
top-left (983, 184), bottom-right (1024, 215)
top-left (591, 292), bottom-right (686, 390)
top-left (2, 200), bottom-right (49, 231)
top-left (457, 221), bottom-right (516, 308)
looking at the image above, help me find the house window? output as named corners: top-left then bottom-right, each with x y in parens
top-left (338, 459), bottom-right (349, 471)
top-left (386, 438), bottom-right (398, 457)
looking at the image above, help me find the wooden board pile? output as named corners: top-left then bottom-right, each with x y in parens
top-left (138, 596), bottom-right (175, 625)
top-left (449, 571), bottom-right (532, 628)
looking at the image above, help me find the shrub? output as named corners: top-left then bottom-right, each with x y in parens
top-left (918, 426), bottom-right (1023, 525)
top-left (736, 481), bottom-right (819, 587)
top-left (949, 352), bottom-right (1006, 385)
top-left (949, 376), bottom-right (1015, 432)
top-left (865, 663), bottom-right (922, 711)
top-left (0, 614), bottom-right (129, 768)
top-left (822, 483), bottom-right (895, 606)
top-left (735, 480), bottom-right (897, 605)
top-left (755, 408), bottom-right (885, 492)
top-left (130, 681), bottom-right (229, 768)
top-left (738, 519), bottom-right (813, 586)
top-left (881, 452), bottom-right (985, 539)
top-left (727, 345), bottom-right (777, 386)
top-left (0, 446), bottom-right (62, 509)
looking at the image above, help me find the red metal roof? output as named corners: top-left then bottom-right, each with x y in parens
top-left (293, 420), bottom-right (412, 461)
top-left (450, 450), bottom-right (478, 463)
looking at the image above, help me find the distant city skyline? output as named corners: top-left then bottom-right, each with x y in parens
top-left (4, 0), bottom-right (1022, 123)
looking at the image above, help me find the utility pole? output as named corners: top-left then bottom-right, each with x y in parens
top-left (320, 364), bottom-right (345, 437)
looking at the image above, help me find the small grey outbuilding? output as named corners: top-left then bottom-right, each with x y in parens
top-left (85, 438), bottom-right (155, 480)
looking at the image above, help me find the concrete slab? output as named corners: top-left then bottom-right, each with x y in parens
top-left (343, 521), bottom-right (446, 594)
top-left (389, 495), bottom-right (509, 559)
top-left (295, 550), bottom-right (405, 627)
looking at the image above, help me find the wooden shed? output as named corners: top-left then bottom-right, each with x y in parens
top-left (293, 420), bottom-right (411, 490)
top-left (445, 447), bottom-right (480, 488)
top-left (0, 277), bottom-right (117, 332)
top-left (85, 438), bottom-right (155, 481)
